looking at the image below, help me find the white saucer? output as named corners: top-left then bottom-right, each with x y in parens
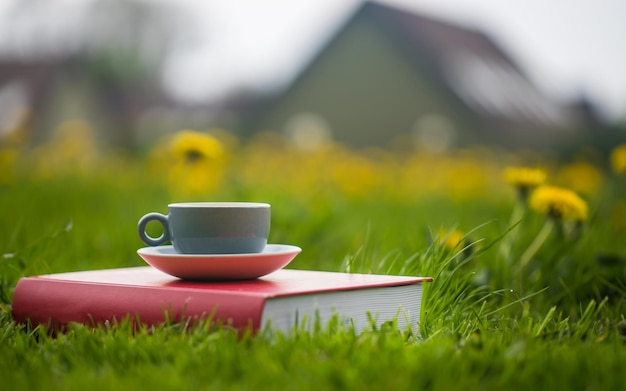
top-left (137, 244), bottom-right (302, 280)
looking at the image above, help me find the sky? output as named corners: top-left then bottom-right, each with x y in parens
top-left (1, 0), bottom-right (625, 121)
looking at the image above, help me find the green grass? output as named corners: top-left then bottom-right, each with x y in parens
top-left (1, 153), bottom-right (625, 390)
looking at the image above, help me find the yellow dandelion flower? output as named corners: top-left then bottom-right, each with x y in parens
top-left (504, 166), bottom-right (547, 189)
top-left (168, 130), bottom-right (226, 194)
top-left (529, 185), bottom-right (588, 222)
top-left (171, 129), bottom-right (225, 164)
top-left (610, 144), bottom-right (626, 174)
top-left (435, 228), bottom-right (465, 250)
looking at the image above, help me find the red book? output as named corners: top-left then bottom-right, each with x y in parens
top-left (12, 266), bottom-right (432, 334)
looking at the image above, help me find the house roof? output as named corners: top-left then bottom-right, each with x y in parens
top-left (0, 57), bottom-right (171, 146)
top-left (0, 60), bottom-right (65, 114)
top-left (272, 1), bottom-right (581, 129)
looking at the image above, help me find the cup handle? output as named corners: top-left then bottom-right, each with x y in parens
top-left (138, 212), bottom-right (171, 246)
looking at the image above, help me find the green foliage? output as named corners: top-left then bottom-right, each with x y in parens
top-left (1, 134), bottom-right (625, 390)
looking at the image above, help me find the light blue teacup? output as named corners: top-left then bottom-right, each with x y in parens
top-left (138, 202), bottom-right (270, 254)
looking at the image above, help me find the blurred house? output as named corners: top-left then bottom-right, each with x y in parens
top-left (0, 0), bottom-right (185, 149)
top-left (246, 1), bottom-right (606, 152)
top-left (0, 57), bottom-right (167, 147)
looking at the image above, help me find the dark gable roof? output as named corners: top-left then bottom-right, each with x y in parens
top-left (362, 2), bottom-right (577, 126)
top-left (280, 1), bottom-right (516, 94)
top-left (270, 1), bottom-right (577, 129)
top-left (367, 2), bottom-right (516, 67)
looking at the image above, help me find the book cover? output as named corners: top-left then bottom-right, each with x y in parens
top-left (12, 266), bottom-right (432, 334)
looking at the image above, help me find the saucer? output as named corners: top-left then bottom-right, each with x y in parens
top-left (137, 244), bottom-right (302, 280)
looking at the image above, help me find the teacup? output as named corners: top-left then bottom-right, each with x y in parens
top-left (138, 202), bottom-right (270, 254)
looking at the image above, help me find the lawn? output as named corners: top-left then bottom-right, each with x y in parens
top-left (1, 126), bottom-right (625, 390)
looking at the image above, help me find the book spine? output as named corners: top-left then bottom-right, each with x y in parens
top-left (12, 278), bottom-right (266, 331)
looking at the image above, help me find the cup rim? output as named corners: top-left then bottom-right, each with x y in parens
top-left (168, 202), bottom-right (270, 208)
